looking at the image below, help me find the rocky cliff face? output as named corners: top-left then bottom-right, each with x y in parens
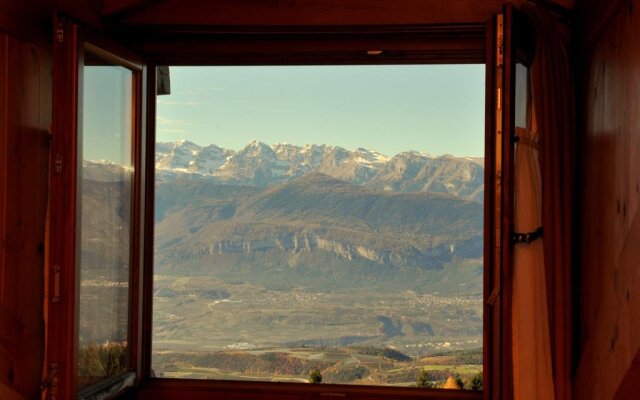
top-left (172, 232), bottom-right (479, 268)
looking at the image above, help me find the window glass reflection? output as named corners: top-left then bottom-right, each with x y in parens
top-left (78, 51), bottom-right (133, 389)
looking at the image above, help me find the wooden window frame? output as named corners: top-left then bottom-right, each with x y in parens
top-left (134, 24), bottom-right (496, 400)
top-left (48, 15), bottom-right (148, 400)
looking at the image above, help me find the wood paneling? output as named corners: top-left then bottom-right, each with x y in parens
top-left (614, 347), bottom-right (640, 400)
top-left (0, 381), bottom-right (27, 400)
top-left (575, 0), bottom-right (640, 398)
top-left (0, 32), bottom-right (52, 400)
top-left (0, 0), bottom-right (51, 47)
top-left (0, 0), bottom-right (104, 45)
top-left (578, 0), bottom-right (629, 52)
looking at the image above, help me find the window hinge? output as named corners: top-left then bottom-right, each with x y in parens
top-left (487, 284), bottom-right (500, 306)
top-left (52, 265), bottom-right (61, 303)
top-left (41, 363), bottom-right (59, 399)
top-left (54, 154), bottom-right (63, 174)
top-left (55, 23), bottom-right (64, 43)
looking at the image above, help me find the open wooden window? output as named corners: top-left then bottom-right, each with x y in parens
top-left (47, 16), bottom-right (147, 400)
top-left (484, 5), bottom-right (537, 399)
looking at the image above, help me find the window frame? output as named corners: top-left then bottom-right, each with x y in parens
top-left (77, 41), bottom-right (144, 397)
top-left (47, 15), bottom-right (515, 400)
top-left (48, 15), bottom-right (148, 400)
top-left (136, 24), bottom-right (493, 400)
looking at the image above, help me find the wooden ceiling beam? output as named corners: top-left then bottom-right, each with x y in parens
top-left (132, 25), bottom-right (486, 65)
top-left (52, 0), bottom-right (104, 29)
top-left (102, 0), bottom-right (167, 20)
top-left (103, 0), bottom-right (146, 15)
top-left (115, 0), bottom-right (521, 26)
top-left (0, 0), bottom-right (51, 46)
top-left (112, 0), bottom-right (576, 27)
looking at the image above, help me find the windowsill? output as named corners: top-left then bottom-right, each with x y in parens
top-left (133, 378), bottom-right (482, 400)
top-left (79, 371), bottom-right (136, 400)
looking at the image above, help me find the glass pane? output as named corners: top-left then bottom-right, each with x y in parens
top-left (77, 49), bottom-right (134, 389)
top-left (515, 63), bottom-right (529, 129)
top-left (153, 65), bottom-right (484, 390)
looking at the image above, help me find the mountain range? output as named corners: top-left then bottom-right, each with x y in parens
top-left (151, 140), bottom-right (484, 291)
top-left (155, 140), bottom-right (485, 202)
top-left (80, 141), bottom-right (485, 293)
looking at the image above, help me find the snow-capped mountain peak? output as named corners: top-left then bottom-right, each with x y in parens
top-left (155, 140), bottom-right (484, 201)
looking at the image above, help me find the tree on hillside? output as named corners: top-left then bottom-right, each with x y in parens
top-left (469, 371), bottom-right (483, 390)
top-left (416, 369), bottom-right (435, 388)
top-left (309, 368), bottom-right (323, 383)
top-left (454, 373), bottom-right (465, 390)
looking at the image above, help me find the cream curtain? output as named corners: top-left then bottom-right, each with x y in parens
top-left (512, 122), bottom-right (555, 399)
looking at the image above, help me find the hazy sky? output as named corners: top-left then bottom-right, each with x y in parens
top-left (82, 66), bottom-right (133, 165)
top-left (157, 65), bottom-right (485, 157)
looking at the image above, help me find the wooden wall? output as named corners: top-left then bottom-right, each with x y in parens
top-left (575, 0), bottom-right (640, 398)
top-left (0, 32), bottom-right (52, 400)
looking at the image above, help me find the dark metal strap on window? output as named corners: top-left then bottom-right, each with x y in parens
top-left (512, 226), bottom-right (543, 244)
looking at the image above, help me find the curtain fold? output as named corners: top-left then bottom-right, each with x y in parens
top-left (517, 6), bottom-right (575, 400)
top-left (512, 125), bottom-right (555, 400)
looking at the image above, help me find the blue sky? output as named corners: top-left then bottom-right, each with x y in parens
top-left (157, 65), bottom-right (486, 157)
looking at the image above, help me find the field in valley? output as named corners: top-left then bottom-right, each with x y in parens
top-left (151, 274), bottom-right (482, 387)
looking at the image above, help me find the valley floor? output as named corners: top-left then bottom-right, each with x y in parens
top-left (151, 275), bottom-right (483, 388)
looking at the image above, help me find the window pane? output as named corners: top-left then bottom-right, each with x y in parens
top-left (153, 65), bottom-right (484, 389)
top-left (77, 51), bottom-right (133, 389)
top-left (515, 63), bottom-right (529, 129)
